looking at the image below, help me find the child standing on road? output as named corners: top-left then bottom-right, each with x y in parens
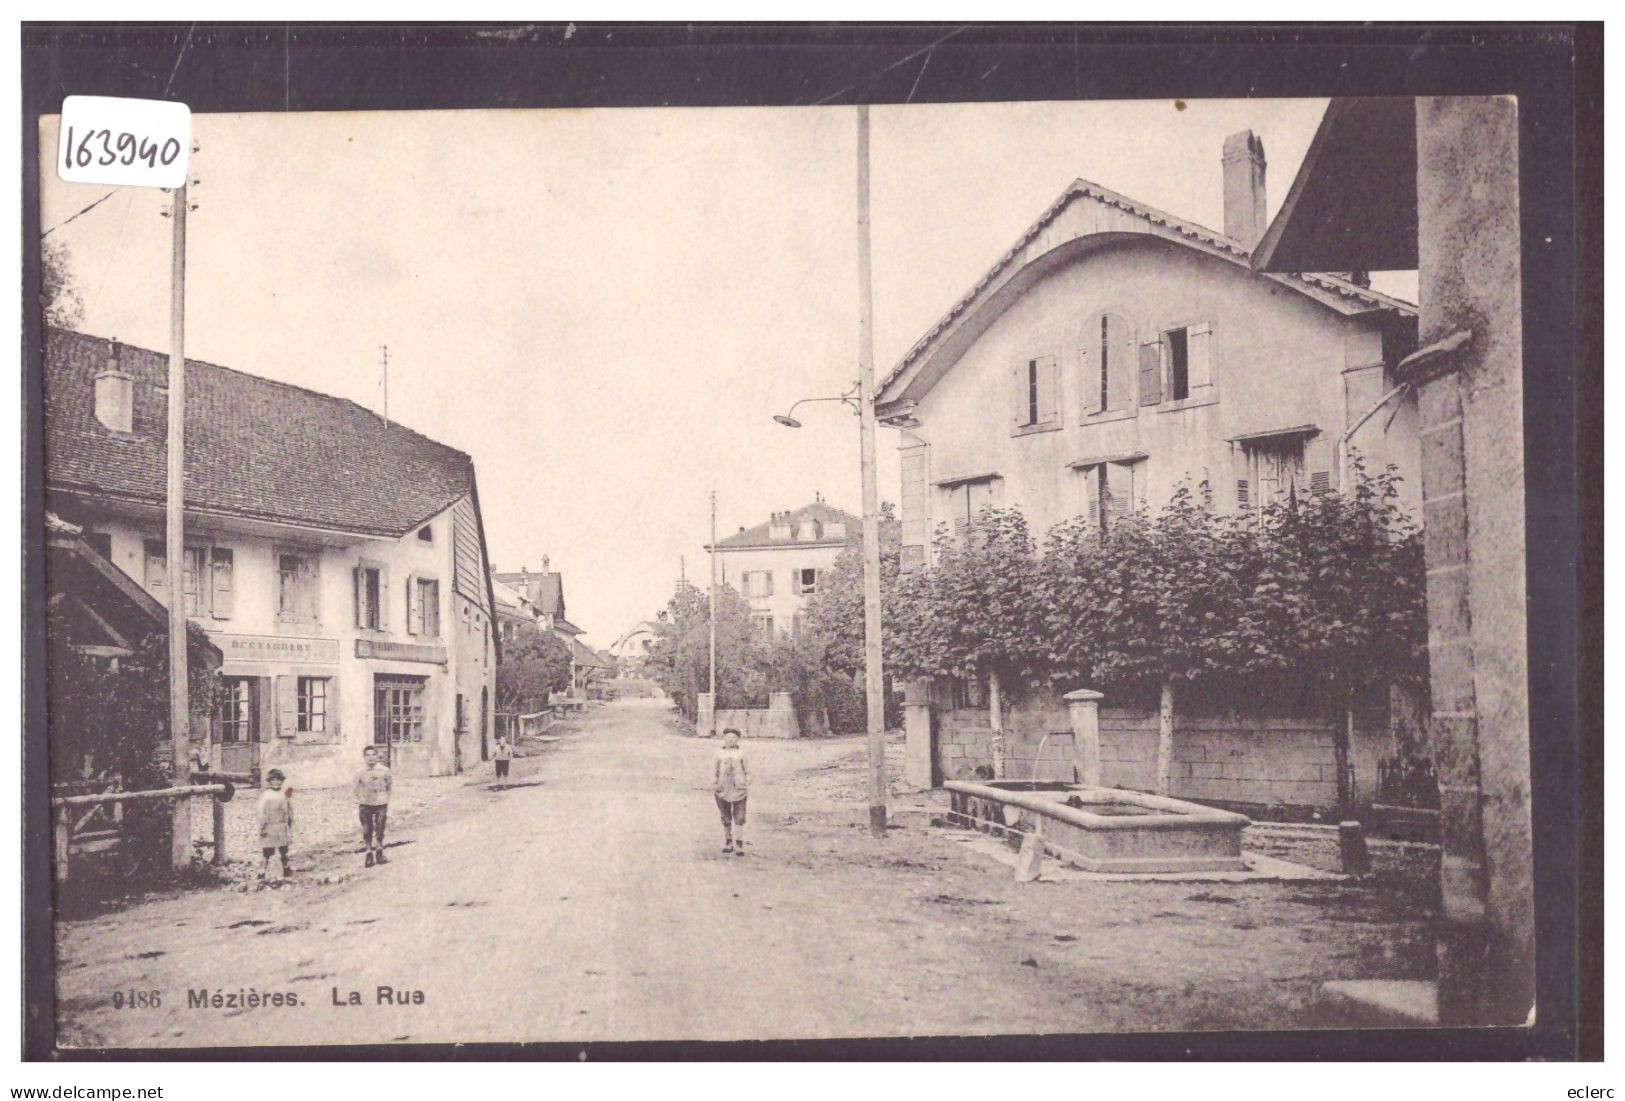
top-left (493, 734), bottom-right (513, 781)
top-left (712, 728), bottom-right (751, 856)
top-left (257, 769), bottom-right (293, 886)
top-left (355, 745), bottom-right (393, 868)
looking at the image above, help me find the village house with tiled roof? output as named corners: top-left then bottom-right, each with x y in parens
top-left (876, 129), bottom-right (1422, 574)
top-left (705, 497), bottom-right (860, 641)
top-left (43, 328), bottom-right (500, 787)
top-left (493, 559), bottom-right (613, 696)
top-left (876, 131), bottom-right (1427, 814)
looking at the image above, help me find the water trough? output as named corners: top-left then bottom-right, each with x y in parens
top-left (944, 779), bottom-right (1251, 873)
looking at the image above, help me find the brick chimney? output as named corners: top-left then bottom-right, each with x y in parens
top-left (1222, 130), bottom-right (1268, 250)
top-left (93, 340), bottom-right (133, 433)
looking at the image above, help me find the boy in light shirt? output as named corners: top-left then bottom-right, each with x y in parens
top-left (354, 746), bottom-right (393, 867)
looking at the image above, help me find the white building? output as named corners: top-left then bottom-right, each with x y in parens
top-left (875, 130), bottom-right (1421, 568)
top-left (707, 498), bottom-right (858, 640)
top-left (44, 329), bottom-right (500, 788)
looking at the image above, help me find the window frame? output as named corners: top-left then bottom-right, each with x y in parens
top-left (1154, 320), bottom-right (1220, 413)
top-left (217, 676), bottom-right (259, 744)
top-left (274, 545), bottom-right (322, 625)
top-left (373, 674), bottom-right (428, 745)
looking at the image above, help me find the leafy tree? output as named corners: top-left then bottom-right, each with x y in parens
top-left (642, 581), bottom-right (771, 723)
top-left (1041, 485), bottom-right (1256, 793)
top-left (886, 506), bottom-right (1047, 776)
top-left (799, 502), bottom-right (899, 680)
top-left (496, 627), bottom-right (573, 714)
top-left (42, 238), bottom-right (85, 329)
top-left (1237, 460), bottom-right (1427, 812)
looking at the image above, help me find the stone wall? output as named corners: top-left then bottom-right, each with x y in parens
top-left (929, 691), bottom-right (1392, 812)
top-left (697, 691), bottom-right (822, 739)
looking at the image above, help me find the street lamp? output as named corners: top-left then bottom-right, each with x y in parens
top-left (772, 385), bottom-right (860, 429)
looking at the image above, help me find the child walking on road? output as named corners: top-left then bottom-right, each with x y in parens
top-left (257, 769), bottom-right (293, 886)
top-left (712, 728), bottom-right (751, 856)
top-left (355, 745), bottom-right (393, 868)
top-left (493, 734), bottom-right (513, 780)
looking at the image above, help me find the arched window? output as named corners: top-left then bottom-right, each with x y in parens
top-left (1079, 312), bottom-right (1136, 418)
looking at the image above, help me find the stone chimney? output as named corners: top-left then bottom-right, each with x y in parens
top-left (93, 341), bottom-right (133, 433)
top-left (542, 555), bottom-right (551, 573)
top-left (1222, 130), bottom-right (1268, 250)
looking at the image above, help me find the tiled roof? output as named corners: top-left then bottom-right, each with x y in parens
top-left (493, 570), bottom-right (565, 619)
top-left (877, 177), bottom-right (1418, 403)
top-left (712, 501), bottom-right (861, 551)
top-left (44, 329), bottom-right (474, 538)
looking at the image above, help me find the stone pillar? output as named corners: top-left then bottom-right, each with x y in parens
top-left (696, 692), bottom-right (716, 738)
top-left (1416, 95), bottom-right (1533, 1026)
top-left (1064, 689), bottom-right (1103, 787)
top-left (767, 691), bottom-right (795, 739)
top-left (903, 677), bottom-right (935, 790)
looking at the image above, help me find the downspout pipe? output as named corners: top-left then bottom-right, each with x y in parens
top-left (1337, 379), bottom-right (1412, 492)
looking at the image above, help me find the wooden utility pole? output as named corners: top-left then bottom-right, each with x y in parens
top-left (165, 182), bottom-right (191, 869)
top-left (856, 105), bottom-right (887, 837)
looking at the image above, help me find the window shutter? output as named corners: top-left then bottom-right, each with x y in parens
top-left (1105, 462), bottom-right (1133, 522)
top-left (1083, 466), bottom-right (1101, 530)
top-left (1011, 360), bottom-right (1029, 428)
top-left (427, 582), bottom-right (440, 636)
top-left (1233, 447), bottom-right (1252, 511)
top-left (378, 568), bottom-right (391, 631)
top-left (256, 678), bottom-right (275, 743)
top-left (211, 548), bottom-right (234, 619)
top-left (1305, 433), bottom-right (1332, 494)
top-left (143, 540), bottom-right (166, 598)
top-left (406, 576), bottom-right (421, 635)
top-left (1139, 339), bottom-right (1163, 406)
top-left (353, 566), bottom-right (364, 627)
top-left (328, 677), bottom-right (341, 739)
top-left (1039, 355), bottom-right (1060, 425)
top-left (276, 675), bottom-right (296, 738)
top-left (1080, 342), bottom-right (1102, 416)
top-left (1188, 322), bottom-right (1214, 390)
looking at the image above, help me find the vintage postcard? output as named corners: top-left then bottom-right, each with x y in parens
top-left (22, 25), bottom-right (1587, 1060)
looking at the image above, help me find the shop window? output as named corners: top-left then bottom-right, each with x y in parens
top-left (374, 675), bottom-right (427, 744)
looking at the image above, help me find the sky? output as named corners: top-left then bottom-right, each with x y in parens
top-left (39, 98), bottom-right (1417, 647)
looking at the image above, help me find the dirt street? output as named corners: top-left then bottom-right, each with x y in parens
top-left (55, 698), bottom-right (1434, 1047)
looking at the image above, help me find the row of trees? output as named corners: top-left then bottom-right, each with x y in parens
top-left (641, 575), bottom-right (872, 732)
top-left (640, 467), bottom-right (1425, 799)
top-left (882, 466), bottom-right (1427, 802)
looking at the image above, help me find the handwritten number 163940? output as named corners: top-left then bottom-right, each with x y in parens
top-left (63, 126), bottom-right (181, 171)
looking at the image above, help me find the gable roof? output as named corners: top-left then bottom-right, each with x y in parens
top-left (493, 570), bottom-right (565, 620)
top-left (710, 500), bottom-right (860, 551)
top-left (44, 328), bottom-right (475, 538)
top-left (876, 177), bottom-right (1417, 411)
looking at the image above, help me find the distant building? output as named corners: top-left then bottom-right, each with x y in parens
top-left (494, 558), bottom-right (604, 694)
top-left (44, 329), bottom-right (499, 786)
top-left (706, 497), bottom-right (859, 640)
